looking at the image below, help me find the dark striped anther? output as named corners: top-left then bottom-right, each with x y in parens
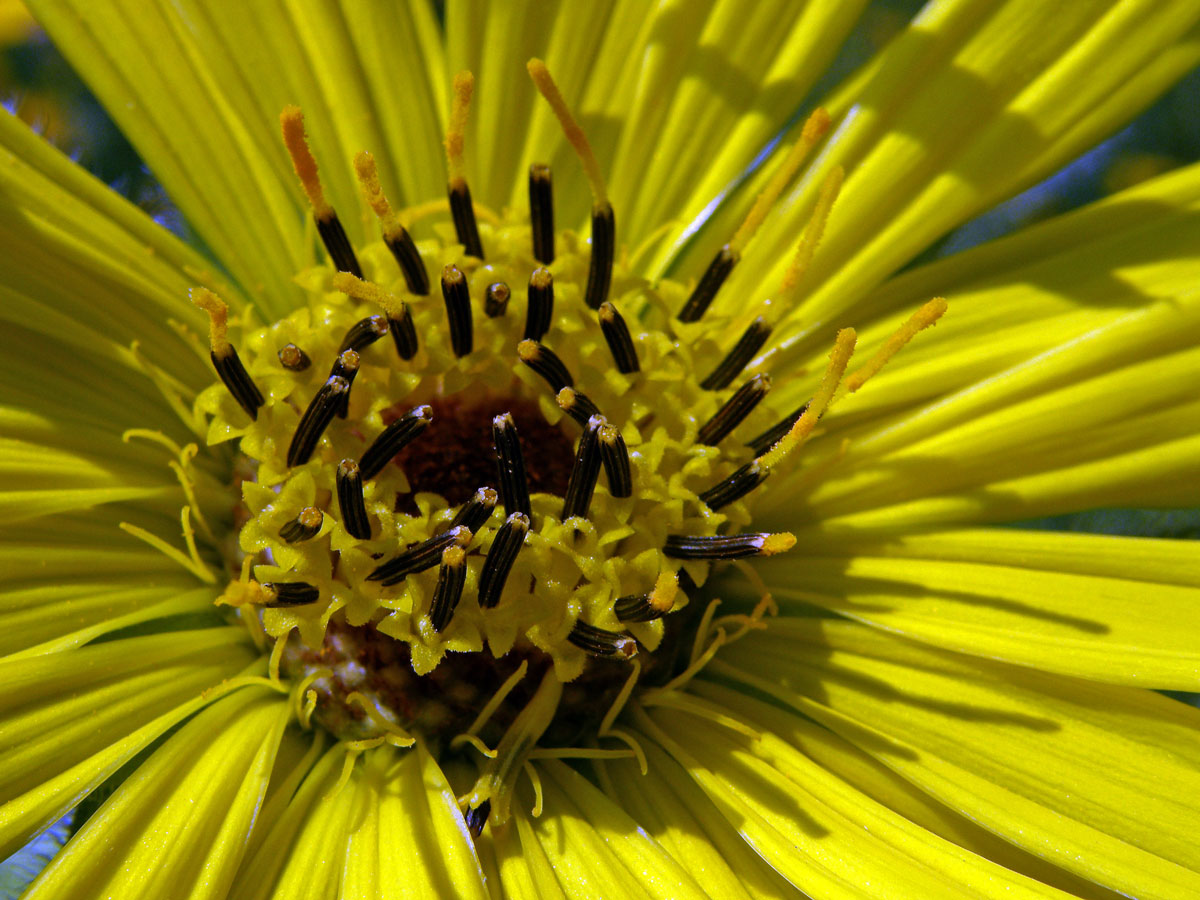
top-left (338, 315), bottom-right (389, 354)
top-left (479, 512), bottom-right (529, 609)
top-left (369, 525), bottom-right (472, 586)
top-left (677, 243), bottom-right (738, 323)
top-left (262, 581), bottom-right (320, 608)
top-left (518, 340), bottom-right (574, 392)
top-left (492, 413), bottom-right (531, 516)
top-left (211, 346), bottom-right (264, 421)
top-left (315, 211), bottom-right (364, 279)
top-left (697, 374), bottom-right (771, 446)
top-left (597, 422), bottom-right (632, 498)
top-left (279, 506), bottom-right (323, 543)
top-left (442, 264), bottom-right (473, 357)
top-left (429, 546), bottom-right (468, 632)
top-left (584, 202), bottom-right (615, 309)
top-left (277, 343), bottom-right (311, 372)
top-left (700, 317), bottom-right (771, 390)
top-left (450, 487), bottom-right (498, 532)
top-left (385, 225), bottom-right (430, 295)
top-left (663, 531), bottom-right (794, 561)
top-left (465, 801), bottom-right (491, 838)
top-left (449, 180), bottom-right (485, 260)
top-left (485, 282), bottom-right (511, 318)
top-left (287, 375), bottom-right (348, 467)
top-left (561, 415), bottom-right (604, 520)
top-left (330, 349), bottom-right (360, 419)
top-left (598, 302), bottom-right (639, 374)
top-left (387, 302), bottom-right (419, 360)
top-left (336, 459), bottom-right (371, 539)
top-left (613, 574), bottom-right (677, 623)
top-left (747, 400), bottom-right (810, 457)
top-left (555, 387), bottom-right (600, 426)
top-left (359, 404), bottom-right (433, 480)
top-left (525, 267), bottom-right (554, 341)
top-left (698, 460), bottom-right (770, 511)
top-left (529, 164), bottom-right (554, 264)
top-left (567, 620), bottom-right (637, 659)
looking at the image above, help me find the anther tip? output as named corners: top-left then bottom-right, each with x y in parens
top-left (762, 532), bottom-right (796, 556)
top-left (517, 340), bottom-right (538, 361)
top-left (442, 264), bottom-right (465, 285)
top-left (530, 267), bottom-right (552, 288)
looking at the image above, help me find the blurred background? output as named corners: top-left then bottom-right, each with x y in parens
top-left (1, 0), bottom-right (1198, 891)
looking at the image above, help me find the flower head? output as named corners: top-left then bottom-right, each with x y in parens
top-left (3, 2), bottom-right (1200, 899)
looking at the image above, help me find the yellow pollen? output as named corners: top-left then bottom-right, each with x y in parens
top-left (332, 271), bottom-right (406, 319)
top-left (353, 151), bottom-right (404, 240)
top-left (190, 287), bottom-right (230, 355)
top-left (844, 297), bottom-right (949, 394)
top-left (555, 387), bottom-right (577, 410)
top-left (527, 58), bottom-right (607, 207)
top-left (216, 578), bottom-right (269, 608)
top-left (758, 327), bottom-right (856, 467)
top-left (443, 545), bottom-right (466, 567)
top-left (649, 571), bottom-right (679, 614)
top-left (280, 105), bottom-right (332, 220)
top-left (445, 70), bottom-right (474, 188)
top-left (730, 107), bottom-right (832, 255)
top-left (778, 166), bottom-right (844, 302)
top-left (760, 532), bottom-right (796, 556)
top-left (530, 267), bottom-right (552, 289)
top-left (517, 339), bottom-right (539, 362)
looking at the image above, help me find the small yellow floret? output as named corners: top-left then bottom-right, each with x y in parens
top-left (527, 58), bottom-right (607, 206)
top-left (730, 107), bottom-right (832, 254)
top-left (445, 70), bottom-right (475, 188)
top-left (280, 105), bottom-right (332, 219)
top-left (649, 571), bottom-right (679, 614)
top-left (190, 287), bottom-right (229, 354)
top-left (758, 328), bottom-right (856, 467)
top-left (844, 297), bottom-right (948, 393)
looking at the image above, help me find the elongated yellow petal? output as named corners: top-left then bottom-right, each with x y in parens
top-left (23, 689), bottom-right (289, 900)
top-left (716, 619), bottom-right (1200, 899)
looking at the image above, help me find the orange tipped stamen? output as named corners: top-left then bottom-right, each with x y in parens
top-left (760, 533), bottom-right (797, 556)
top-left (729, 108), bottom-right (831, 255)
top-left (445, 70), bottom-right (474, 189)
top-left (778, 165), bottom-right (844, 301)
top-left (527, 58), bottom-right (607, 207)
top-left (844, 298), bottom-right (948, 393)
top-left (353, 151), bottom-right (403, 240)
top-left (649, 571), bottom-right (679, 615)
top-left (758, 327), bottom-right (856, 467)
top-left (280, 105), bottom-right (331, 219)
top-left (191, 287), bottom-right (230, 355)
top-left (331, 272), bottom-right (406, 320)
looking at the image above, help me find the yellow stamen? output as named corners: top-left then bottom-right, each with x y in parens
top-left (190, 287), bottom-right (230, 355)
top-left (729, 107), bottom-right (831, 255)
top-left (119, 510), bottom-right (215, 584)
top-left (460, 660), bottom-right (530, 739)
top-left (649, 571), bottom-right (679, 615)
top-left (353, 151), bottom-right (404, 240)
top-left (844, 297), bottom-right (948, 393)
top-left (216, 578), bottom-right (269, 608)
top-left (345, 692), bottom-right (417, 746)
top-left (527, 58), bottom-right (607, 206)
top-left (777, 166), bottom-right (844, 303)
top-left (268, 629), bottom-right (289, 684)
top-left (280, 105), bottom-right (332, 219)
top-left (758, 327), bottom-right (856, 467)
top-left (524, 760), bottom-right (544, 817)
top-left (331, 271), bottom-right (406, 319)
top-left (444, 70), bottom-right (474, 189)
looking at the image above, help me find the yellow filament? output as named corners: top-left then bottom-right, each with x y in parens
top-left (353, 151), bottom-right (404, 239)
top-left (843, 297), bottom-right (948, 393)
top-left (291, 667), bottom-right (329, 728)
top-left (729, 107), bottom-right (832, 254)
top-left (527, 58), bottom-right (607, 206)
top-left (524, 761), bottom-right (544, 817)
top-left (757, 327), bottom-right (856, 467)
top-left (445, 70), bottom-right (474, 188)
top-left (452, 732), bottom-right (498, 759)
top-left (345, 692), bottom-right (417, 746)
top-left (119, 513), bottom-right (215, 584)
top-left (649, 571), bottom-right (678, 615)
top-left (463, 659), bottom-right (530, 738)
top-left (280, 105), bottom-right (332, 219)
top-left (776, 166), bottom-right (844, 305)
top-left (268, 630), bottom-right (289, 684)
top-left (331, 271), bottom-right (406, 319)
top-left (190, 287), bottom-right (230, 355)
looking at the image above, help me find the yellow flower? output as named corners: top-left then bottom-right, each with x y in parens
top-left (3, 2), bottom-right (1200, 899)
